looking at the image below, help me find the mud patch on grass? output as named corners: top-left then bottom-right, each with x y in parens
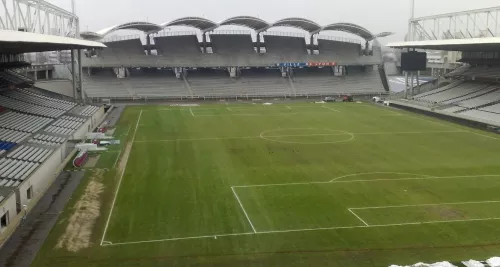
top-left (56, 169), bottom-right (105, 252)
top-left (84, 155), bottom-right (100, 168)
top-left (426, 206), bottom-right (465, 220)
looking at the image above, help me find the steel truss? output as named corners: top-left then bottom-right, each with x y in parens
top-left (409, 6), bottom-right (500, 41)
top-left (0, 0), bottom-right (78, 37)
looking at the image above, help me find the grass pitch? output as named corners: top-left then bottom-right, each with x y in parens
top-left (33, 102), bottom-right (500, 267)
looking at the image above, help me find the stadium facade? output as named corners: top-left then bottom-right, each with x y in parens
top-left (79, 17), bottom-right (390, 101)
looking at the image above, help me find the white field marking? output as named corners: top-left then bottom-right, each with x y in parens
top-left (193, 113), bottom-right (300, 117)
top-left (101, 217), bottom-right (500, 247)
top-left (133, 130), bottom-right (468, 143)
top-left (384, 105), bottom-right (500, 141)
top-left (189, 108), bottom-right (195, 117)
top-left (102, 241), bottom-right (113, 245)
top-left (402, 112), bottom-right (500, 141)
top-left (265, 133), bottom-right (349, 138)
top-left (256, 217), bottom-right (500, 235)
top-left (122, 126), bottom-right (131, 137)
top-left (353, 130), bottom-right (465, 136)
top-left (348, 208), bottom-right (369, 226)
top-left (260, 129), bottom-right (355, 145)
top-left (231, 187), bottom-right (257, 233)
top-left (102, 232), bottom-right (256, 247)
top-left (100, 110), bottom-right (143, 246)
top-left (227, 107), bottom-right (232, 111)
top-left (231, 174), bottom-right (500, 189)
top-left (360, 103), bottom-right (403, 116)
top-left (330, 171), bottom-right (435, 182)
top-left (286, 106), bottom-right (292, 110)
top-left (350, 200), bottom-right (500, 210)
top-left (135, 136), bottom-right (257, 143)
top-left (322, 106), bottom-right (341, 112)
top-left (112, 149), bottom-right (122, 168)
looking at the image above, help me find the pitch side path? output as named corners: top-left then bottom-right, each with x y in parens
top-left (32, 103), bottom-right (500, 267)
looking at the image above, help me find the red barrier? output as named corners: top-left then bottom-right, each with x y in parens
top-left (73, 151), bottom-right (88, 168)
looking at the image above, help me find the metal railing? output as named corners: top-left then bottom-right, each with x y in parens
top-left (102, 35), bottom-right (142, 43)
top-left (87, 91), bottom-right (388, 103)
top-left (263, 31), bottom-right (306, 38)
top-left (211, 30), bottom-right (252, 35)
top-left (154, 31), bottom-right (198, 37)
top-left (317, 35), bottom-right (362, 45)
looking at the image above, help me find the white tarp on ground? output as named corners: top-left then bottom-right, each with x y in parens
top-left (390, 261), bottom-right (457, 267)
top-left (487, 257), bottom-right (500, 267)
top-left (462, 260), bottom-right (485, 267)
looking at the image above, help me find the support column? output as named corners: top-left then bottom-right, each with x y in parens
top-left (174, 67), bottom-right (184, 79)
top-left (71, 50), bottom-right (77, 99)
top-left (310, 35), bottom-right (314, 54)
top-left (228, 67), bottom-right (238, 78)
top-left (78, 49), bottom-right (84, 105)
top-left (365, 41), bottom-right (370, 55)
top-left (256, 33), bottom-right (261, 53)
top-left (404, 71), bottom-right (408, 99)
top-left (410, 72), bottom-right (414, 97)
top-left (202, 33), bottom-right (207, 53)
top-left (146, 34), bottom-right (152, 55)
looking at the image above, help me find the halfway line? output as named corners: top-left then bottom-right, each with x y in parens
top-left (134, 130), bottom-right (466, 143)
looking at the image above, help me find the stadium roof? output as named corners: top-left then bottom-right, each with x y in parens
top-left (82, 17), bottom-right (380, 41)
top-left (219, 16), bottom-right (270, 31)
top-left (271, 17), bottom-right (322, 33)
top-left (161, 17), bottom-right (218, 32)
top-left (0, 29), bottom-right (105, 53)
top-left (387, 37), bottom-right (500, 52)
top-left (322, 23), bottom-right (375, 40)
top-left (81, 21), bottom-right (163, 40)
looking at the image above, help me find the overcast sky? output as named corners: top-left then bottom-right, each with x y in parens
top-left (49, 0), bottom-right (499, 43)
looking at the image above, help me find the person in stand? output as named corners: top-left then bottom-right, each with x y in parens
top-left (22, 205), bottom-right (27, 223)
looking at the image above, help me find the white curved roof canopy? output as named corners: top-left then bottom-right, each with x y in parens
top-left (82, 17), bottom-right (384, 41)
top-left (321, 23), bottom-right (375, 41)
top-left (81, 22), bottom-right (163, 40)
top-left (219, 16), bottom-right (270, 32)
top-left (271, 17), bottom-right (322, 33)
top-left (161, 17), bottom-right (218, 32)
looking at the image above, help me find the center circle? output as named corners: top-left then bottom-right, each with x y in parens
top-left (259, 128), bottom-right (354, 144)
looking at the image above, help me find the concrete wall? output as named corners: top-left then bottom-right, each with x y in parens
top-left (82, 53), bottom-right (383, 68)
top-left (91, 106), bottom-right (106, 128)
top-left (35, 80), bottom-right (74, 98)
top-left (71, 120), bottom-right (92, 141)
top-left (69, 106), bottom-right (106, 140)
top-left (16, 145), bottom-right (65, 208)
top-left (0, 194), bottom-right (17, 234)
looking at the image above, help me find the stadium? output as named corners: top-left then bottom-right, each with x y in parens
top-left (0, 1), bottom-right (499, 267)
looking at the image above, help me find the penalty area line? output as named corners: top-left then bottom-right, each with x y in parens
top-left (101, 217), bottom-right (500, 247)
top-left (348, 208), bottom-right (369, 226)
top-left (231, 187), bottom-right (257, 233)
top-left (232, 174), bottom-right (500, 188)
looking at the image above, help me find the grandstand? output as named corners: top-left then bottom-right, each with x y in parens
top-left (0, 70), bottom-right (104, 192)
top-left (154, 34), bottom-right (201, 55)
top-left (0, 26), bottom-right (106, 254)
top-left (80, 16), bottom-right (388, 100)
top-left (388, 29), bottom-right (500, 126)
